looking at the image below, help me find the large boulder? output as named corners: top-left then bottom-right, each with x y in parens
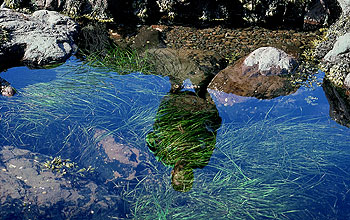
top-left (0, 145), bottom-right (127, 219)
top-left (0, 9), bottom-right (78, 68)
top-left (208, 47), bottom-right (298, 99)
top-left (242, 47), bottom-right (298, 77)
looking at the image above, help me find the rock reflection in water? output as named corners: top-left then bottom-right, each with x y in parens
top-left (146, 91), bottom-right (221, 192)
top-left (323, 79), bottom-right (350, 127)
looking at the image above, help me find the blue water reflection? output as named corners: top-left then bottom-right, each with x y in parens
top-left (1, 59), bottom-right (350, 219)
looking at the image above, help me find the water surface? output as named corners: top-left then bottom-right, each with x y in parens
top-left (1, 57), bottom-right (350, 219)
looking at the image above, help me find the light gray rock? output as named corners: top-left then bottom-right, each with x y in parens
top-left (0, 9), bottom-right (78, 67)
top-left (242, 47), bottom-right (298, 76)
top-left (314, 0), bottom-right (350, 88)
top-left (324, 33), bottom-right (350, 61)
top-left (338, 0), bottom-right (350, 13)
top-left (344, 73), bottom-right (350, 88)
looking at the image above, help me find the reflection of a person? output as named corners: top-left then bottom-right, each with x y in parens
top-left (146, 90), bottom-right (221, 192)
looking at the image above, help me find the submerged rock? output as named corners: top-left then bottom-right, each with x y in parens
top-left (208, 47), bottom-right (298, 99)
top-left (90, 129), bottom-right (148, 183)
top-left (146, 48), bottom-right (225, 97)
top-left (0, 9), bottom-right (78, 68)
top-left (0, 145), bottom-right (127, 219)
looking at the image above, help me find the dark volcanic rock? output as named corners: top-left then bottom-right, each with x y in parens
top-left (3, 0), bottom-right (342, 28)
top-left (0, 9), bottom-right (78, 68)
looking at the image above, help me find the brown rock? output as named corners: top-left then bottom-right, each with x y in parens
top-left (208, 58), bottom-right (298, 99)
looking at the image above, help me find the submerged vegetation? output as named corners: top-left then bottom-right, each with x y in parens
top-left (80, 44), bottom-right (156, 75)
top-left (125, 117), bottom-right (350, 219)
top-left (146, 91), bottom-right (221, 192)
top-left (1, 42), bottom-right (350, 219)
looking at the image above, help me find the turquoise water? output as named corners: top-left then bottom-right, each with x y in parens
top-left (1, 57), bottom-right (350, 219)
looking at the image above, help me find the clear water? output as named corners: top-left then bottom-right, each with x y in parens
top-left (1, 57), bottom-right (350, 219)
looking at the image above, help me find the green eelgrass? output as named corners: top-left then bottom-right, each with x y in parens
top-left (122, 116), bottom-right (350, 220)
top-left (80, 44), bottom-right (156, 75)
top-left (0, 59), bottom-right (168, 155)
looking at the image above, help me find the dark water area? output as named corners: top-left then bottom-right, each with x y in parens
top-left (1, 57), bottom-right (350, 219)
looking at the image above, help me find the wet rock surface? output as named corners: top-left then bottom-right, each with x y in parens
top-left (0, 9), bottom-right (78, 68)
top-left (146, 48), bottom-right (225, 96)
top-left (107, 24), bottom-right (317, 99)
top-left (0, 145), bottom-right (127, 219)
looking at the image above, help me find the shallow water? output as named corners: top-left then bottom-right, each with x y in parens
top-left (1, 57), bottom-right (350, 219)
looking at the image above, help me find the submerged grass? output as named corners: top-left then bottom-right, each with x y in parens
top-left (123, 116), bottom-right (350, 219)
top-left (80, 44), bottom-right (156, 75)
top-left (0, 58), bottom-right (169, 156)
top-left (1, 45), bottom-right (350, 219)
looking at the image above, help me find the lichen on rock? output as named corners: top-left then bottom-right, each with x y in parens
top-left (314, 4), bottom-right (350, 89)
top-left (0, 9), bottom-right (78, 67)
